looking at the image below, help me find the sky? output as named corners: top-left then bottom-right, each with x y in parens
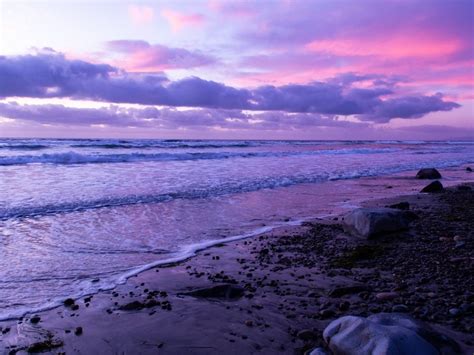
top-left (0, 0), bottom-right (473, 140)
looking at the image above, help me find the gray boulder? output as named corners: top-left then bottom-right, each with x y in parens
top-left (416, 168), bottom-right (442, 179)
top-left (342, 208), bottom-right (413, 239)
top-left (323, 313), bottom-right (458, 355)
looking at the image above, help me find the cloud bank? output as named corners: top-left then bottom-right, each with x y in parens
top-left (0, 52), bottom-right (460, 123)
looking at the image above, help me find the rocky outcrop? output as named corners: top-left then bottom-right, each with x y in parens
top-left (342, 208), bottom-right (414, 239)
top-left (416, 168), bottom-right (442, 179)
top-left (421, 180), bottom-right (444, 193)
top-left (322, 313), bottom-right (459, 355)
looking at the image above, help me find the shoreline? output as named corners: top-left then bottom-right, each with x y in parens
top-left (1, 170), bottom-right (473, 354)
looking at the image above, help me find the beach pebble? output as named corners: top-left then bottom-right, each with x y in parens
top-left (308, 347), bottom-right (329, 355)
top-left (74, 327), bottom-right (83, 336)
top-left (449, 308), bottom-right (460, 317)
top-left (392, 304), bottom-right (409, 313)
top-left (30, 315), bottom-right (41, 324)
top-left (245, 320), bottom-right (253, 327)
top-left (375, 292), bottom-right (399, 301)
top-left (63, 298), bottom-right (75, 307)
top-left (297, 329), bottom-right (317, 341)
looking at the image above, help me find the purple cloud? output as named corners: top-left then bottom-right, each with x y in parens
top-left (0, 53), bottom-right (460, 121)
top-left (0, 102), bottom-right (367, 131)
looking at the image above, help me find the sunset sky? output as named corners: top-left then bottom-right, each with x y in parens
top-left (0, 0), bottom-right (473, 139)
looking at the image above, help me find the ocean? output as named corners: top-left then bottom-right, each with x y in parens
top-left (0, 138), bottom-right (473, 320)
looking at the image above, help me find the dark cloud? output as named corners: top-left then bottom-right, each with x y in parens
top-left (0, 53), bottom-right (460, 121)
top-left (0, 102), bottom-right (367, 131)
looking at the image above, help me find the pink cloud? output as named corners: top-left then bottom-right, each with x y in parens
top-left (305, 35), bottom-right (463, 59)
top-left (161, 9), bottom-right (204, 32)
top-left (106, 40), bottom-right (216, 72)
top-left (128, 5), bottom-right (154, 25)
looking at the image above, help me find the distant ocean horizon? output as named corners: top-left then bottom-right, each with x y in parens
top-left (1, 138), bottom-right (473, 320)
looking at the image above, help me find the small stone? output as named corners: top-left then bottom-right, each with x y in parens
top-left (319, 309), bottom-right (335, 318)
top-left (30, 315), bottom-right (41, 324)
top-left (375, 292), bottom-right (399, 301)
top-left (439, 237), bottom-right (451, 242)
top-left (454, 241), bottom-right (466, 249)
top-left (245, 320), bottom-right (253, 327)
top-left (449, 308), bottom-right (460, 316)
top-left (453, 235), bottom-right (463, 242)
top-left (427, 292), bottom-right (436, 298)
top-left (297, 329), bottom-right (317, 341)
top-left (63, 298), bottom-right (75, 307)
top-left (74, 327), bottom-right (83, 336)
top-left (308, 347), bottom-right (329, 355)
top-left (466, 167), bottom-right (472, 172)
top-left (392, 304), bottom-right (409, 313)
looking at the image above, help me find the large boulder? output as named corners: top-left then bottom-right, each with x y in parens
top-left (416, 168), bottom-right (442, 179)
top-left (323, 313), bottom-right (459, 355)
top-left (342, 208), bottom-right (414, 239)
top-left (421, 181), bottom-right (444, 193)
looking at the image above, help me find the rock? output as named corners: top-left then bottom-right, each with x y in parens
top-left (387, 202), bottom-right (410, 210)
top-left (30, 315), bottom-right (41, 324)
top-left (245, 320), bottom-right (253, 327)
top-left (74, 326), bottom-right (83, 336)
top-left (466, 167), bottom-right (472, 172)
top-left (454, 241), bottom-right (465, 249)
top-left (342, 208), bottom-right (414, 239)
top-left (448, 308), bottom-right (460, 316)
top-left (420, 181), bottom-right (444, 193)
top-left (329, 285), bottom-right (368, 297)
top-left (323, 313), bottom-right (459, 355)
top-left (308, 348), bottom-right (330, 355)
top-left (297, 329), bottom-right (317, 341)
top-left (416, 168), bottom-right (442, 179)
top-left (180, 284), bottom-right (244, 300)
top-left (375, 292), bottom-right (399, 301)
top-left (63, 298), bottom-right (75, 307)
top-left (392, 304), bottom-right (409, 313)
top-left (457, 185), bottom-right (472, 191)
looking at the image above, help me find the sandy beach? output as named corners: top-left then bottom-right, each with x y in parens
top-left (0, 169), bottom-right (473, 354)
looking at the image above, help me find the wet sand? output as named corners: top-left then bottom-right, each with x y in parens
top-left (1, 175), bottom-right (473, 354)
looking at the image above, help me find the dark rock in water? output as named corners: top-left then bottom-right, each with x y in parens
top-left (180, 284), bottom-right (244, 300)
top-left (74, 326), bottom-right (83, 336)
top-left (387, 201), bottom-right (410, 210)
top-left (342, 208), bottom-right (413, 239)
top-left (421, 181), bottom-right (444, 193)
top-left (30, 315), bottom-right (41, 324)
top-left (329, 285), bottom-right (368, 297)
top-left (63, 298), bottom-right (75, 307)
top-left (416, 168), bottom-right (442, 179)
top-left (323, 313), bottom-right (460, 355)
top-left (466, 167), bottom-right (472, 172)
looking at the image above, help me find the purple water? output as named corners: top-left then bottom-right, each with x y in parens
top-left (0, 139), bottom-right (473, 320)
